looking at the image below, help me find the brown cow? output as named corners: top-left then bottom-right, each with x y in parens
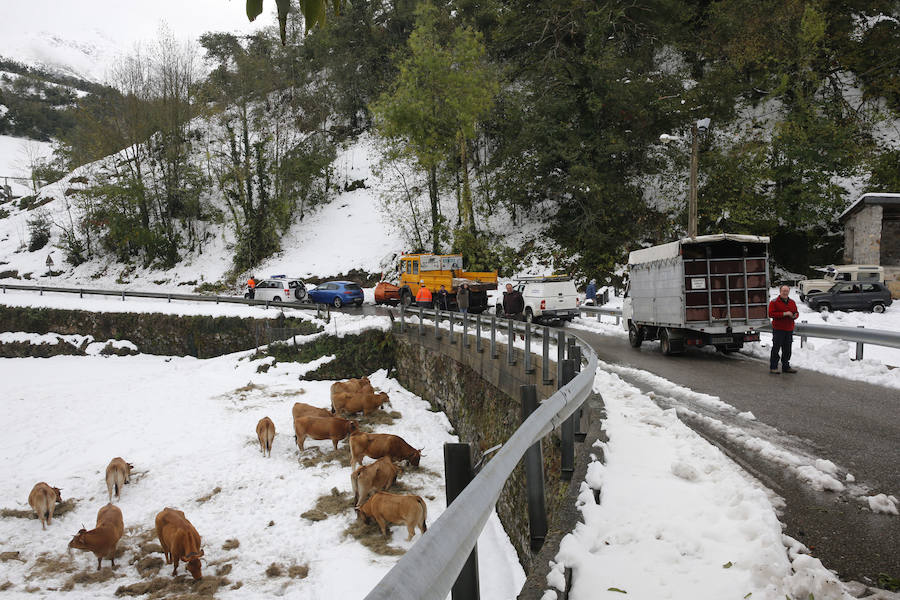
top-left (291, 402), bottom-right (333, 420)
top-left (105, 457), bottom-right (133, 502)
top-left (330, 377), bottom-right (374, 400)
top-left (28, 482), bottom-right (62, 530)
top-left (332, 391), bottom-right (391, 416)
top-left (349, 432), bottom-right (422, 470)
top-left (356, 492), bottom-right (427, 541)
top-left (68, 503), bottom-right (124, 570)
top-left (155, 508), bottom-right (204, 579)
top-left (293, 416), bottom-right (359, 451)
top-left (256, 416), bottom-right (276, 457)
top-left (351, 456), bottom-right (403, 507)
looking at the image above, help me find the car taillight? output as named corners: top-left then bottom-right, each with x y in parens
top-left (576, 297), bottom-right (581, 306)
top-left (344, 290), bottom-right (353, 294)
top-left (284, 289), bottom-right (289, 294)
top-left (540, 300), bottom-right (546, 309)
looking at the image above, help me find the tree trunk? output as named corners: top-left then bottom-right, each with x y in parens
top-left (429, 165), bottom-right (440, 254)
top-left (459, 131), bottom-right (475, 232)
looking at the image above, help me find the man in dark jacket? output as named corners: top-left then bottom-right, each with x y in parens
top-left (502, 283), bottom-right (525, 320)
top-left (436, 285), bottom-right (450, 310)
top-left (457, 283), bottom-right (470, 313)
top-left (768, 285), bottom-right (799, 374)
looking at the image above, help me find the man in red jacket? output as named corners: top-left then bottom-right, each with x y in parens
top-left (769, 285), bottom-right (799, 374)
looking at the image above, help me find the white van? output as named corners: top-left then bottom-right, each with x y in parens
top-left (495, 276), bottom-right (580, 323)
top-left (798, 265), bottom-right (884, 300)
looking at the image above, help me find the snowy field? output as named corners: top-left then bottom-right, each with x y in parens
top-left (0, 346), bottom-right (524, 598)
top-left (545, 368), bottom-right (864, 600)
top-left (0, 135), bottom-right (52, 199)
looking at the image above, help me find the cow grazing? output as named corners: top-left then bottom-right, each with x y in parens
top-left (28, 482), bottom-right (62, 530)
top-left (351, 456), bottom-right (403, 507)
top-left (68, 503), bottom-right (124, 570)
top-left (155, 508), bottom-right (204, 579)
top-left (330, 377), bottom-right (374, 400)
top-left (332, 391), bottom-right (391, 416)
top-left (293, 416), bottom-right (359, 451)
top-left (105, 457), bottom-right (133, 502)
top-left (349, 432), bottom-right (422, 470)
top-left (256, 416), bottom-right (276, 457)
top-left (356, 492), bottom-right (427, 541)
top-left (291, 402), bottom-right (333, 419)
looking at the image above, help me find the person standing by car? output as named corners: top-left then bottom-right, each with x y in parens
top-left (585, 279), bottom-right (597, 306)
top-left (436, 285), bottom-right (449, 310)
top-left (768, 284), bottom-right (799, 374)
top-left (502, 283), bottom-right (525, 320)
top-left (247, 275), bottom-right (257, 299)
top-left (457, 283), bottom-right (470, 313)
top-left (415, 281), bottom-right (433, 308)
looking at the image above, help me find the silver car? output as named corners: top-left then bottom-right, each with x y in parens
top-left (247, 278), bottom-right (308, 303)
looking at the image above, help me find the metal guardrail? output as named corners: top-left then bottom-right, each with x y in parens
top-left (578, 305), bottom-right (900, 357)
top-left (0, 282), bottom-right (331, 314)
top-left (365, 306), bottom-right (597, 600)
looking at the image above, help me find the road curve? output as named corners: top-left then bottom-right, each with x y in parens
top-left (569, 325), bottom-right (900, 587)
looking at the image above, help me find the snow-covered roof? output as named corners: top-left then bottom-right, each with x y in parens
top-left (628, 234), bottom-right (770, 265)
top-left (839, 192), bottom-right (900, 221)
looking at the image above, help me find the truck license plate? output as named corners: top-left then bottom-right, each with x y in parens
top-left (710, 335), bottom-right (733, 344)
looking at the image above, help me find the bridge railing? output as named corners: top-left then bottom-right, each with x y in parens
top-left (364, 306), bottom-right (597, 600)
top-left (578, 305), bottom-right (900, 356)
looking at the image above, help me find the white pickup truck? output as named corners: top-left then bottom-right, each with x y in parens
top-left (798, 265), bottom-right (884, 300)
top-left (494, 276), bottom-right (581, 323)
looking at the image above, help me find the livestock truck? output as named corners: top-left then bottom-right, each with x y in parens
top-left (622, 234), bottom-right (770, 355)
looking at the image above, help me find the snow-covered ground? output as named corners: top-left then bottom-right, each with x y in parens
top-left (0, 345), bottom-right (524, 598)
top-left (0, 135), bottom-right (53, 199)
top-left (544, 368), bottom-right (876, 600)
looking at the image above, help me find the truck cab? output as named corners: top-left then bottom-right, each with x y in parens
top-left (394, 253), bottom-right (498, 313)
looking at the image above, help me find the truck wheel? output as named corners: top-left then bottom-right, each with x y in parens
top-left (400, 288), bottom-right (413, 307)
top-left (628, 323), bottom-right (643, 348)
top-left (660, 328), bottom-right (674, 356)
top-left (525, 308), bottom-right (534, 323)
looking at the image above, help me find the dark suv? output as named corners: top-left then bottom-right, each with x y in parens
top-left (805, 281), bottom-right (893, 313)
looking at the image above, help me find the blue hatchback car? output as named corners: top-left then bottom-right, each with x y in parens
top-left (307, 281), bottom-right (365, 307)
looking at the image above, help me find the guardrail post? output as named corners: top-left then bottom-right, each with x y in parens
top-left (475, 314), bottom-right (483, 353)
top-left (855, 325), bottom-right (864, 361)
top-left (463, 313), bottom-right (470, 348)
top-left (121, 290), bottom-right (125, 301)
top-left (418, 306), bottom-right (425, 336)
top-left (524, 322), bottom-right (534, 374)
top-left (216, 296), bottom-right (219, 304)
top-left (507, 319), bottom-right (516, 365)
top-left (443, 443), bottom-right (480, 600)
top-left (449, 312), bottom-right (456, 344)
top-left (435, 310), bottom-right (442, 341)
top-left (490, 316), bottom-right (498, 358)
top-left (399, 306), bottom-right (406, 333)
top-left (800, 320), bottom-right (807, 348)
top-left (560, 358), bottom-right (576, 481)
top-left (521, 384), bottom-right (547, 552)
top-left (557, 331), bottom-right (565, 385)
top-left (569, 344), bottom-right (586, 442)
top-left (2, 285), bottom-right (5, 294)
top-left (615, 313), bottom-right (620, 326)
top-left (542, 326), bottom-right (552, 384)
top-left (167, 293), bottom-right (171, 303)
top-left (596, 309), bottom-right (601, 322)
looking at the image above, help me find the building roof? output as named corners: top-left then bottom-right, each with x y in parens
top-left (839, 192), bottom-right (900, 222)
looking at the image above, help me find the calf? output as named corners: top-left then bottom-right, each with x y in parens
top-left (256, 416), bottom-right (276, 457)
top-left (351, 456), bottom-right (403, 507)
top-left (105, 457), bottom-right (133, 502)
top-left (349, 432), bottom-right (422, 470)
top-left (68, 503), bottom-right (124, 570)
top-left (356, 492), bottom-right (427, 541)
top-left (28, 482), bottom-right (62, 530)
top-left (332, 391), bottom-right (391, 416)
top-left (293, 416), bottom-right (359, 451)
top-left (291, 402), bottom-right (333, 419)
top-left (155, 507), bottom-right (204, 579)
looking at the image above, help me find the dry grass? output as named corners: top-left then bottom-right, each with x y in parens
top-left (114, 575), bottom-right (230, 598)
top-left (234, 382), bottom-right (263, 393)
top-left (279, 388), bottom-right (306, 396)
top-left (1, 498), bottom-right (77, 520)
top-left (0, 551), bottom-right (23, 562)
top-left (0, 581), bottom-right (11, 591)
top-left (221, 539), bottom-right (239, 551)
top-left (265, 563), bottom-right (283, 578)
top-left (135, 556), bottom-right (164, 578)
top-left (60, 567), bottom-right (117, 591)
top-left (299, 447), bottom-right (350, 468)
top-left (27, 553), bottom-right (77, 579)
top-left (215, 564), bottom-right (232, 577)
top-left (343, 521), bottom-right (405, 556)
top-left (195, 487), bottom-right (222, 504)
top-left (300, 509), bottom-right (327, 522)
top-left (288, 565), bottom-right (309, 579)
top-left (358, 410), bottom-right (402, 426)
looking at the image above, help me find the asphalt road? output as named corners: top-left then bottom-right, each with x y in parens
top-left (568, 326), bottom-right (900, 587)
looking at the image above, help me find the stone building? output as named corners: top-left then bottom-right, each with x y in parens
top-left (839, 192), bottom-right (900, 293)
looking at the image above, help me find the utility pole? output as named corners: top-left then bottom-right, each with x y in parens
top-left (688, 123), bottom-right (699, 238)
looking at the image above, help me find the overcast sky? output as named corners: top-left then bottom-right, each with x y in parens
top-left (0, 0), bottom-right (276, 81)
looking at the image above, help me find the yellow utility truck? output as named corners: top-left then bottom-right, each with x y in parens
top-left (378, 253), bottom-right (498, 312)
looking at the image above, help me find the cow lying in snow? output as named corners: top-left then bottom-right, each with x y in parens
top-left (291, 402), bottom-right (333, 419)
top-left (330, 377), bottom-right (374, 401)
top-left (356, 491), bottom-right (427, 541)
top-left (351, 456), bottom-right (402, 507)
top-left (256, 416), bottom-right (276, 457)
top-left (28, 482), bottom-right (62, 530)
top-left (155, 507), bottom-right (204, 579)
top-left (293, 416), bottom-right (359, 451)
top-left (332, 390), bottom-right (391, 416)
top-left (349, 432), bottom-right (422, 470)
top-left (105, 457), bottom-right (133, 502)
top-left (68, 503), bottom-right (124, 570)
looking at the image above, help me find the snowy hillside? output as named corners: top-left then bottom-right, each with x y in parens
top-left (0, 320), bottom-right (525, 598)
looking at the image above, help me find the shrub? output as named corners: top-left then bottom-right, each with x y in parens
top-left (27, 211), bottom-right (51, 252)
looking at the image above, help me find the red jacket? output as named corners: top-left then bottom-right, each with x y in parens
top-left (769, 296), bottom-right (798, 331)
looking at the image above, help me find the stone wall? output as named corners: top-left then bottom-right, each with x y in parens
top-left (393, 326), bottom-right (568, 574)
top-left (845, 204), bottom-right (883, 264)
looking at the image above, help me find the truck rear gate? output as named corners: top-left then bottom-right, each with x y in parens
top-left (682, 241), bottom-right (769, 325)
